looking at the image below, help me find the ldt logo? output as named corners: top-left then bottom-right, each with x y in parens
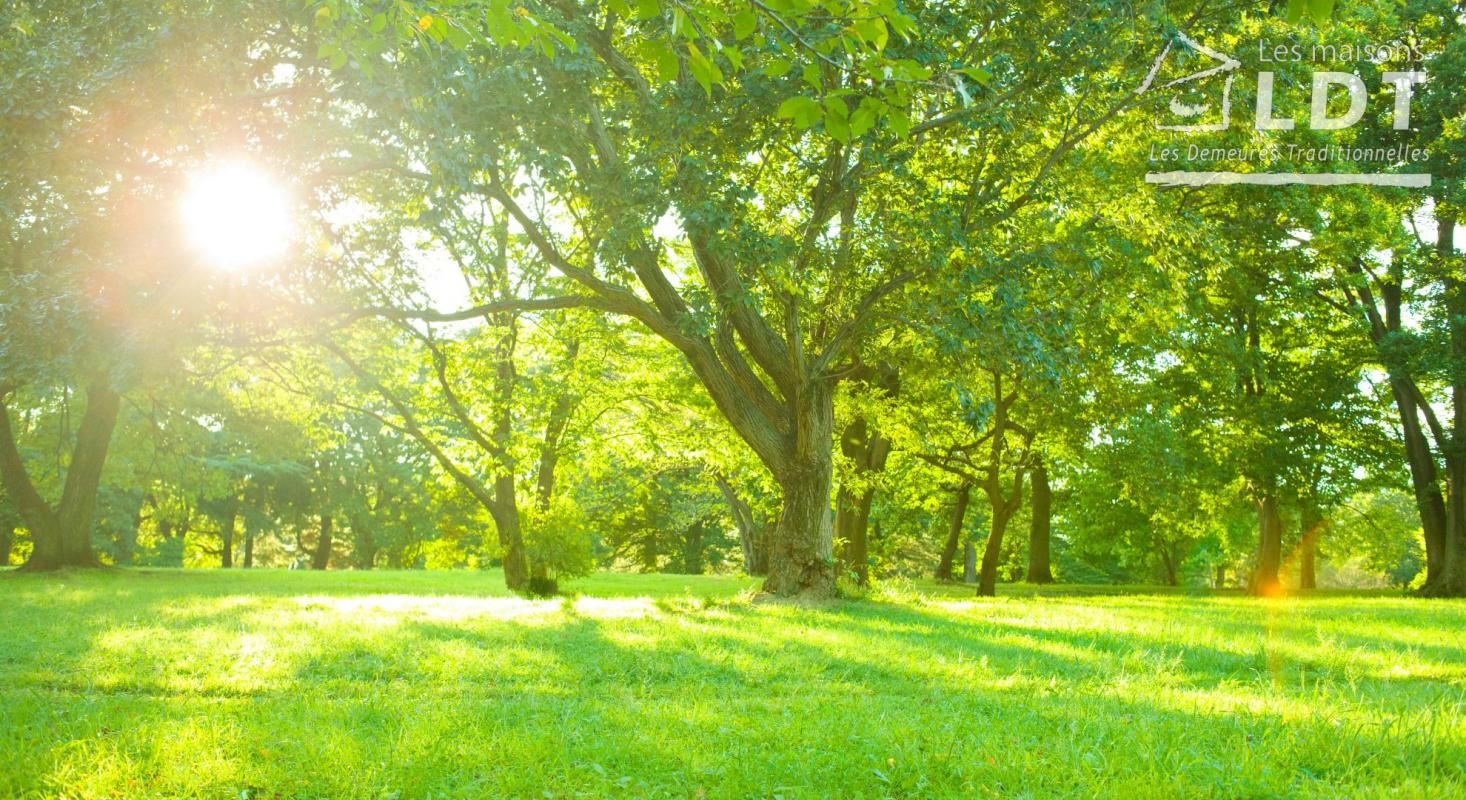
top-left (1140, 33), bottom-right (1426, 132)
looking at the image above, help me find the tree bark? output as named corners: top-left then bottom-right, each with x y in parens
top-left (963, 541), bottom-right (977, 584)
top-left (935, 482), bottom-right (971, 581)
top-left (715, 475), bottom-right (769, 576)
top-left (978, 482), bottom-right (1022, 597)
top-left (1297, 499), bottom-right (1325, 590)
top-left (311, 514), bottom-right (333, 570)
top-left (1391, 383), bottom-right (1448, 582)
top-left (220, 500), bottom-right (238, 569)
top-left (0, 522), bottom-right (12, 566)
top-left (1428, 216), bottom-right (1466, 596)
top-left (835, 415), bottom-right (890, 587)
top-left (1160, 545), bottom-right (1178, 586)
top-left (1026, 460), bottom-right (1054, 583)
top-left (351, 514), bottom-right (377, 569)
top-left (1252, 494), bottom-right (1283, 595)
top-left (762, 383), bottom-right (836, 598)
top-left (0, 381), bottom-right (120, 570)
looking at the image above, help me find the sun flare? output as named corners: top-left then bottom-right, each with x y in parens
top-left (180, 161), bottom-right (292, 270)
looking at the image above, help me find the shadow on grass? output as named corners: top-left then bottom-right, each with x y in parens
top-left (1, 570), bottom-right (1463, 798)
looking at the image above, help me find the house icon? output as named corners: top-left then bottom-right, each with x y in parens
top-left (1139, 32), bottom-right (1241, 132)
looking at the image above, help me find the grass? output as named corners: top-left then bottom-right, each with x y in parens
top-left (1, 569), bottom-right (1463, 799)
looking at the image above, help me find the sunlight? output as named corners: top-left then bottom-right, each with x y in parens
top-left (180, 161), bottom-right (292, 269)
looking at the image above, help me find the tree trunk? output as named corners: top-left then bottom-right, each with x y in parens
top-left (1025, 460), bottom-right (1054, 583)
top-left (220, 504), bottom-right (237, 569)
top-left (55, 383), bottom-right (119, 567)
top-left (352, 514), bottom-right (377, 570)
top-left (1298, 499), bottom-right (1325, 590)
top-left (0, 381), bottom-right (120, 571)
top-left (0, 522), bottom-right (12, 566)
top-left (494, 473), bottom-right (530, 591)
top-left (311, 514), bottom-right (333, 570)
top-left (1252, 494), bottom-right (1283, 595)
top-left (963, 541), bottom-right (977, 584)
top-left (1214, 564), bottom-right (1226, 589)
top-left (715, 475), bottom-right (769, 577)
top-left (1427, 216), bottom-right (1466, 596)
top-left (977, 498), bottom-right (1019, 597)
top-left (935, 482), bottom-right (970, 581)
top-left (761, 383), bottom-right (837, 598)
top-left (1390, 383), bottom-right (1449, 583)
top-left (1160, 545), bottom-right (1178, 586)
top-left (764, 459), bottom-right (836, 597)
top-left (835, 368), bottom-right (895, 587)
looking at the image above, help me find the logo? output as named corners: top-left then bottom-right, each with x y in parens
top-left (1138, 33), bottom-right (1431, 188)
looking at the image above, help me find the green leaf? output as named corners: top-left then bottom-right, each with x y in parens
top-left (1284, 0), bottom-right (1307, 23)
top-left (764, 57), bottom-right (792, 77)
top-left (649, 40), bottom-right (680, 82)
top-left (961, 66), bottom-right (992, 86)
top-left (823, 96), bottom-right (850, 142)
top-left (776, 95), bottom-right (822, 128)
top-left (686, 42), bottom-right (722, 95)
top-left (850, 102), bottom-right (878, 137)
top-left (443, 22), bottom-right (471, 49)
top-left (733, 9), bottom-right (757, 40)
top-left (1309, 0), bottom-right (1335, 24)
top-left (852, 18), bottom-right (888, 51)
top-left (635, 0), bottom-right (660, 20)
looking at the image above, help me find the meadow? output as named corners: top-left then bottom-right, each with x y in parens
top-left (1, 569), bottom-right (1463, 799)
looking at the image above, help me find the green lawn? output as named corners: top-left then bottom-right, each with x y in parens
top-left (1, 569), bottom-right (1462, 799)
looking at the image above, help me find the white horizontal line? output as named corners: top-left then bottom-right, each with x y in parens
top-left (1144, 171), bottom-right (1431, 187)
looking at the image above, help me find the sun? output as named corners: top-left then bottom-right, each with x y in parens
top-left (180, 161), bottom-right (292, 270)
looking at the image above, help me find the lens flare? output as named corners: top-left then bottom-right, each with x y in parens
top-left (180, 161), bottom-right (292, 270)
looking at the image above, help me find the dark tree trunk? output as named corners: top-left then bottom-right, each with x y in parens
top-left (1434, 459), bottom-right (1466, 596)
top-left (935, 482), bottom-right (971, 581)
top-left (220, 503), bottom-right (237, 569)
top-left (977, 494), bottom-right (1021, 597)
top-left (834, 482), bottom-right (866, 584)
top-left (1298, 499), bottom-right (1325, 591)
top-left (1214, 564), bottom-right (1226, 589)
top-left (762, 383), bottom-right (836, 598)
top-left (834, 416), bottom-right (892, 587)
top-left (1390, 383), bottom-right (1448, 583)
top-left (1252, 494), bottom-right (1283, 595)
top-left (1026, 460), bottom-right (1054, 584)
top-left (157, 518), bottom-right (187, 568)
top-left (1160, 546), bottom-right (1178, 586)
top-left (1298, 539), bottom-right (1316, 590)
top-left (0, 381), bottom-right (120, 570)
top-left (1430, 216), bottom-right (1466, 597)
top-left (352, 514), bottom-right (377, 570)
top-left (1346, 218), bottom-right (1461, 596)
top-left (715, 475), bottom-right (769, 577)
top-left (493, 472), bottom-right (529, 591)
top-left (764, 458), bottom-right (835, 597)
top-left (0, 522), bottom-right (12, 566)
top-left (311, 514), bottom-right (333, 570)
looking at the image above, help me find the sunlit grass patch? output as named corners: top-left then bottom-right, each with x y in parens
top-left (1, 569), bottom-right (1462, 799)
